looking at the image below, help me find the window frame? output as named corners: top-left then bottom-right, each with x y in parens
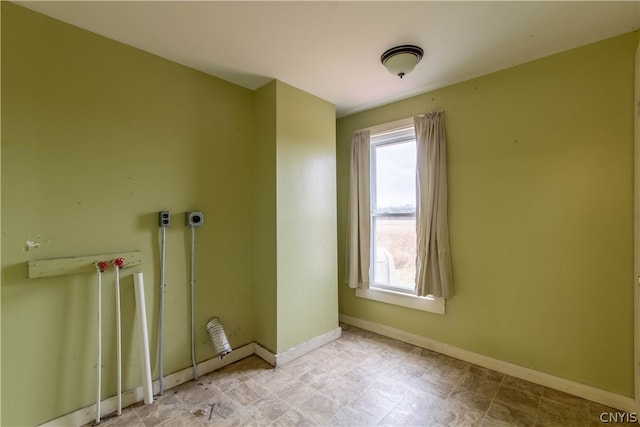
top-left (370, 126), bottom-right (417, 294)
top-left (354, 117), bottom-right (445, 315)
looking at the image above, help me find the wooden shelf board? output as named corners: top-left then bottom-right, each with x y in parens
top-left (28, 251), bottom-right (142, 279)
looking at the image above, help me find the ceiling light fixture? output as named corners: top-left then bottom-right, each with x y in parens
top-left (381, 45), bottom-right (424, 79)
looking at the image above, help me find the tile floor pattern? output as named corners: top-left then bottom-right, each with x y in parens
top-left (90, 324), bottom-right (633, 427)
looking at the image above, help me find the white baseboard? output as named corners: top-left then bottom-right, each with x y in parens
top-left (253, 327), bottom-right (342, 367)
top-left (339, 314), bottom-right (635, 413)
top-left (253, 342), bottom-right (276, 366)
top-left (39, 328), bottom-right (343, 427)
top-left (273, 327), bottom-right (342, 367)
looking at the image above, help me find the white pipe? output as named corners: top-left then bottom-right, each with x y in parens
top-left (114, 265), bottom-right (122, 415)
top-left (158, 227), bottom-right (166, 395)
top-left (95, 265), bottom-right (102, 425)
top-left (133, 272), bottom-right (153, 404)
top-left (190, 226), bottom-right (198, 380)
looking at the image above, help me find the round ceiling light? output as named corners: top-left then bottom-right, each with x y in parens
top-left (380, 45), bottom-right (424, 78)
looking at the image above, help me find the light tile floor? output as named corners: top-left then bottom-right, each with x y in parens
top-left (91, 324), bottom-right (634, 426)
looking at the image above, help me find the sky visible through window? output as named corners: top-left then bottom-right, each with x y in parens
top-left (375, 141), bottom-right (416, 211)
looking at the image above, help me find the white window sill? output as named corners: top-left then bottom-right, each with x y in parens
top-left (355, 287), bottom-right (445, 315)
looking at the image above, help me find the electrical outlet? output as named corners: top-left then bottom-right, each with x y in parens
top-left (186, 211), bottom-right (203, 227)
top-left (159, 211), bottom-right (170, 227)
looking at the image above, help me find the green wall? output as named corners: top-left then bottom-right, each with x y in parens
top-left (2, 4), bottom-right (339, 425)
top-left (1, 3), bottom-right (256, 425)
top-left (253, 82), bottom-right (278, 352)
top-left (274, 81), bottom-right (338, 353)
top-left (253, 81), bottom-right (339, 353)
top-left (337, 32), bottom-right (637, 397)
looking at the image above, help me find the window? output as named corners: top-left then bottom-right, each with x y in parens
top-left (370, 126), bottom-right (417, 293)
top-left (352, 117), bottom-right (445, 315)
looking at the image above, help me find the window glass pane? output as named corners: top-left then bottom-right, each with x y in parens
top-left (373, 216), bottom-right (416, 290)
top-left (374, 142), bottom-right (416, 212)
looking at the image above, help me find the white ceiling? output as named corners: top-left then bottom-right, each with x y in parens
top-left (17, 1), bottom-right (640, 117)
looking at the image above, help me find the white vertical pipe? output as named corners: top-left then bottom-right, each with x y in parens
top-left (133, 272), bottom-right (153, 404)
top-left (95, 267), bottom-right (102, 425)
top-left (190, 226), bottom-right (198, 380)
top-left (158, 227), bottom-right (166, 395)
top-left (114, 266), bottom-right (122, 415)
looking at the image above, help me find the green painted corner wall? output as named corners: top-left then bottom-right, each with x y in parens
top-left (253, 81), bottom-right (278, 353)
top-left (337, 31), bottom-right (637, 397)
top-left (2, 3), bottom-right (256, 425)
top-left (252, 80), bottom-right (339, 353)
top-left (274, 81), bottom-right (338, 353)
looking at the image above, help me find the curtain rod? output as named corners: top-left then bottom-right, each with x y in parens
top-left (355, 110), bottom-right (444, 135)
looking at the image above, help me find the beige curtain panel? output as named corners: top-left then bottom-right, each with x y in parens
top-left (346, 130), bottom-right (371, 289)
top-left (415, 111), bottom-right (454, 299)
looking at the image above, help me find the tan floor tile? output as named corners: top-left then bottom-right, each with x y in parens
top-left (331, 387), bottom-right (398, 427)
top-left (384, 359), bottom-right (429, 383)
top-left (398, 386), bottom-right (447, 413)
top-left (318, 376), bottom-right (366, 404)
top-left (134, 394), bottom-right (187, 427)
top-left (494, 384), bottom-right (541, 416)
top-left (245, 395), bottom-right (291, 424)
top-left (277, 358), bottom-right (315, 379)
top-left (448, 388), bottom-right (494, 413)
top-left (411, 375), bottom-right (455, 399)
top-left (298, 366), bottom-right (334, 391)
top-left (186, 390), bottom-right (241, 424)
top-left (424, 361), bottom-right (469, 387)
top-left (459, 371), bottom-right (502, 397)
top-left (435, 398), bottom-right (486, 427)
top-left (379, 404), bottom-right (435, 427)
top-left (319, 354), bottom-right (359, 376)
top-left (300, 346), bottom-right (333, 365)
top-left (331, 403), bottom-right (387, 427)
top-left (226, 380), bottom-right (267, 406)
top-left (206, 411), bottom-right (261, 427)
top-left (380, 386), bottom-right (445, 426)
top-left (157, 411), bottom-right (203, 427)
top-left (269, 409), bottom-right (318, 427)
top-left (412, 347), bottom-right (447, 365)
top-left (542, 387), bottom-right (589, 411)
top-left (172, 380), bottom-right (218, 407)
top-left (360, 353), bottom-right (398, 376)
top-left (205, 366), bottom-right (251, 391)
top-left (483, 400), bottom-right (536, 427)
top-left (501, 375), bottom-right (544, 397)
top-left (296, 393), bottom-right (345, 425)
top-left (276, 379), bottom-right (318, 407)
top-left (440, 356), bottom-right (473, 371)
top-left (251, 368), bottom-right (297, 393)
top-left (366, 376), bottom-right (409, 401)
top-left (468, 365), bottom-right (505, 383)
top-left (537, 395), bottom-right (588, 426)
top-left (227, 355), bottom-right (272, 379)
top-left (91, 326), bottom-right (618, 427)
top-left (343, 365), bottom-right (378, 387)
